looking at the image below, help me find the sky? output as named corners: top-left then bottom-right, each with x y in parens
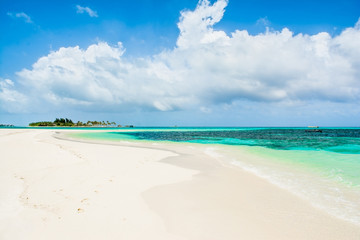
top-left (0, 0), bottom-right (360, 127)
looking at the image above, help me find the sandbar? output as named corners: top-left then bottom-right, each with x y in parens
top-left (0, 129), bottom-right (359, 239)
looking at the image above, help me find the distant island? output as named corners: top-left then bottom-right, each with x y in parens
top-left (0, 124), bottom-right (14, 127)
top-left (29, 118), bottom-right (133, 128)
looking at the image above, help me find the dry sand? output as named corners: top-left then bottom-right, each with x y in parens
top-left (0, 129), bottom-right (359, 239)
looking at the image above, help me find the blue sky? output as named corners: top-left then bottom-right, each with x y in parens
top-left (0, 0), bottom-right (360, 126)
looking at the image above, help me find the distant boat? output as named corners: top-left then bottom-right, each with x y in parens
top-left (305, 126), bottom-right (322, 133)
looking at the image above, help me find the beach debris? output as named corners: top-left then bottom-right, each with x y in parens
top-left (77, 208), bottom-right (84, 213)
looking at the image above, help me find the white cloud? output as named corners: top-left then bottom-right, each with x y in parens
top-left (7, 12), bottom-right (32, 23)
top-left (16, 42), bottom-right (192, 112)
top-left (177, 0), bottom-right (229, 48)
top-left (2, 0), bottom-right (360, 117)
top-left (76, 5), bottom-right (98, 18)
top-left (256, 17), bottom-right (270, 27)
top-left (0, 79), bottom-right (27, 113)
top-left (256, 16), bottom-right (271, 32)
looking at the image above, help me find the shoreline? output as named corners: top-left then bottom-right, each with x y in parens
top-left (62, 130), bottom-right (360, 226)
top-left (1, 129), bottom-right (359, 239)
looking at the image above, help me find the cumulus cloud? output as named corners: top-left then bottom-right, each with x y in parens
top-left (7, 12), bottom-right (32, 23)
top-left (16, 42), bottom-right (192, 112)
top-left (177, 0), bottom-right (229, 48)
top-left (76, 5), bottom-right (98, 17)
top-left (3, 0), bottom-right (360, 115)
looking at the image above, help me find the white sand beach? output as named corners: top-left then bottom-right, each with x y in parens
top-left (0, 129), bottom-right (359, 240)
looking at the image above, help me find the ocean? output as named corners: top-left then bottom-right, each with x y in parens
top-left (71, 127), bottom-right (360, 225)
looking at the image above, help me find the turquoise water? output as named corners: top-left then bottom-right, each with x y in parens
top-left (119, 128), bottom-right (360, 153)
top-left (71, 127), bottom-right (360, 224)
top-left (72, 128), bottom-right (360, 186)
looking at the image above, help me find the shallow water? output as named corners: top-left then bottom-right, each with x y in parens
top-left (71, 127), bottom-right (360, 225)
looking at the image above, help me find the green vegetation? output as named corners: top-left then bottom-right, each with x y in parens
top-left (29, 118), bottom-right (123, 127)
top-left (0, 124), bottom-right (14, 127)
top-left (29, 121), bottom-right (55, 127)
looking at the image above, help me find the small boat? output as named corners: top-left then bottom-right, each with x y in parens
top-left (305, 126), bottom-right (322, 133)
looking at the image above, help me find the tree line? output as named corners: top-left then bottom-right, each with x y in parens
top-left (0, 124), bottom-right (14, 127)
